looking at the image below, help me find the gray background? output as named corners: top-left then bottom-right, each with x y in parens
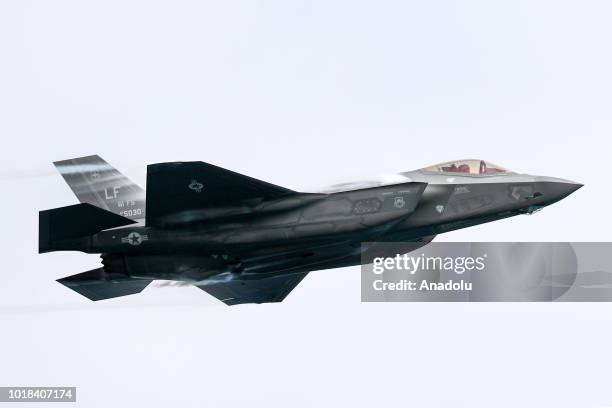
top-left (1, 1), bottom-right (611, 407)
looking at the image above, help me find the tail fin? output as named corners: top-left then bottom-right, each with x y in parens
top-left (54, 155), bottom-right (146, 220)
top-left (39, 203), bottom-right (135, 253)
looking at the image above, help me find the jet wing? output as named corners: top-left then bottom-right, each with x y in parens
top-left (195, 273), bottom-right (308, 305)
top-left (145, 161), bottom-right (295, 226)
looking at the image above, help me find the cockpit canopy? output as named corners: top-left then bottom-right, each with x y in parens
top-left (422, 160), bottom-right (510, 175)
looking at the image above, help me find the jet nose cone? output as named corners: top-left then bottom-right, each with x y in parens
top-left (555, 182), bottom-right (583, 202)
top-left (535, 177), bottom-right (583, 204)
top-left (565, 182), bottom-right (584, 195)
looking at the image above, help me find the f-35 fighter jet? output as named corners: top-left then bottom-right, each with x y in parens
top-left (39, 156), bottom-right (581, 305)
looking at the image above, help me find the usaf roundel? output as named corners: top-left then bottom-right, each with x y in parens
top-left (121, 232), bottom-right (149, 246)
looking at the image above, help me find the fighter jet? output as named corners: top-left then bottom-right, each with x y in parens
top-left (39, 156), bottom-right (582, 305)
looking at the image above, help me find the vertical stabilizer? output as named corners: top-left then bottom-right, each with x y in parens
top-left (54, 155), bottom-right (145, 220)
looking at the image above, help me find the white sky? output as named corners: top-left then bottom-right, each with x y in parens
top-left (1, 1), bottom-right (611, 407)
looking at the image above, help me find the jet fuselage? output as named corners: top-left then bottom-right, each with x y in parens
top-left (41, 157), bottom-right (582, 304)
top-left (76, 173), bottom-right (581, 282)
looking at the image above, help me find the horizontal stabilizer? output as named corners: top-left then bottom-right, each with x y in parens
top-left (145, 161), bottom-right (295, 226)
top-left (57, 268), bottom-right (152, 301)
top-left (196, 273), bottom-right (308, 305)
top-left (39, 203), bottom-right (135, 253)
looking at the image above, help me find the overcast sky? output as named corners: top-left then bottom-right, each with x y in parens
top-left (1, 1), bottom-right (611, 407)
